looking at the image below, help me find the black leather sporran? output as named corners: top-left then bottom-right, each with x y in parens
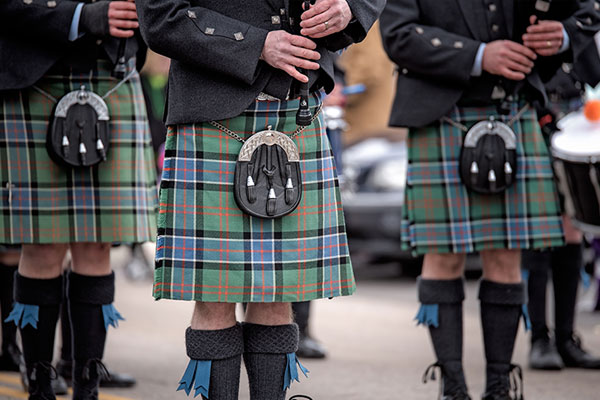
top-left (47, 85), bottom-right (110, 168)
top-left (234, 128), bottom-right (303, 219)
top-left (459, 117), bottom-right (518, 195)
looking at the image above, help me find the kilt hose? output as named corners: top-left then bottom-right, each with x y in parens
top-left (0, 61), bottom-right (157, 244)
top-left (154, 94), bottom-right (355, 303)
top-left (401, 102), bottom-right (564, 255)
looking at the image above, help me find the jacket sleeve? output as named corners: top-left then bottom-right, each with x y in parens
top-left (562, 0), bottom-right (600, 62)
top-left (136, 0), bottom-right (270, 86)
top-left (379, 0), bottom-right (481, 86)
top-left (320, 0), bottom-right (385, 51)
top-left (0, 0), bottom-right (79, 44)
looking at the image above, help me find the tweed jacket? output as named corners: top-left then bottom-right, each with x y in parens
top-left (137, 0), bottom-right (385, 125)
top-left (380, 0), bottom-right (600, 128)
top-left (0, 0), bottom-right (146, 91)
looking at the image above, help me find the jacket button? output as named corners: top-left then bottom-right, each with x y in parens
top-left (23, 0), bottom-right (32, 4)
top-left (431, 38), bottom-right (442, 47)
top-left (47, 0), bottom-right (56, 7)
top-left (401, 68), bottom-right (408, 75)
top-left (187, 10), bottom-right (197, 19)
top-left (205, 27), bottom-right (215, 35)
top-left (489, 3), bottom-right (497, 12)
top-left (491, 24), bottom-right (499, 32)
top-left (96, 39), bottom-right (103, 45)
top-left (271, 16), bottom-right (281, 24)
top-left (234, 32), bottom-right (244, 41)
top-left (415, 27), bottom-right (424, 34)
top-left (454, 41), bottom-right (464, 49)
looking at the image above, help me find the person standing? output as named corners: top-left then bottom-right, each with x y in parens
top-left (380, 0), bottom-right (599, 399)
top-left (0, 1), bottom-right (157, 399)
top-left (526, 44), bottom-right (600, 370)
top-left (137, 0), bottom-right (384, 398)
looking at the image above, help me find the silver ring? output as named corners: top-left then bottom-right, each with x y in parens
top-left (324, 20), bottom-right (329, 29)
top-left (547, 40), bottom-right (552, 48)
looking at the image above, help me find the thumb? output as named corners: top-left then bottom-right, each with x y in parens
top-left (529, 15), bottom-right (537, 25)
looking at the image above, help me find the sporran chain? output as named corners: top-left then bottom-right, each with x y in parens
top-left (442, 104), bottom-right (530, 133)
top-left (209, 104), bottom-right (323, 143)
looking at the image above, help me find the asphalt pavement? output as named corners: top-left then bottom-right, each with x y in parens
top-left (1, 259), bottom-right (599, 400)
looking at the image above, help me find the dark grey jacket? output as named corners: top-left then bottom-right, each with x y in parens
top-left (0, 0), bottom-right (145, 91)
top-left (137, 0), bottom-right (384, 125)
top-left (380, 0), bottom-right (600, 128)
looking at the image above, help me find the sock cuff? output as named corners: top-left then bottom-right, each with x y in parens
top-left (478, 280), bottom-right (526, 305)
top-left (68, 271), bottom-right (114, 305)
top-left (14, 273), bottom-right (63, 305)
top-left (242, 323), bottom-right (299, 354)
top-left (186, 323), bottom-right (244, 360)
top-left (417, 277), bottom-right (465, 304)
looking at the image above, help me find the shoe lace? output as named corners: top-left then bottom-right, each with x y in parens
top-left (487, 364), bottom-right (524, 400)
top-left (30, 361), bottom-right (58, 382)
top-left (422, 362), bottom-right (470, 400)
top-left (82, 358), bottom-right (110, 382)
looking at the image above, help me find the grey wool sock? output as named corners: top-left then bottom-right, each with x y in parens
top-left (242, 323), bottom-right (299, 400)
top-left (185, 324), bottom-right (244, 400)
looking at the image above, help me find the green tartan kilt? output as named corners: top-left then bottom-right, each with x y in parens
top-left (154, 94), bottom-right (355, 303)
top-left (401, 102), bottom-right (564, 255)
top-left (0, 61), bottom-right (157, 244)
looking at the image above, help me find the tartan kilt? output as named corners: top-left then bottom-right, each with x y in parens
top-left (154, 94), bottom-right (355, 303)
top-left (0, 60), bottom-right (157, 244)
top-left (401, 102), bottom-right (564, 255)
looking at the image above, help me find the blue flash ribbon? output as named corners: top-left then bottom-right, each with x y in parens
top-left (101, 304), bottom-right (125, 330)
top-left (283, 353), bottom-right (309, 391)
top-left (521, 304), bottom-right (532, 332)
top-left (177, 359), bottom-right (212, 398)
top-left (4, 302), bottom-right (39, 329)
top-left (414, 304), bottom-right (439, 328)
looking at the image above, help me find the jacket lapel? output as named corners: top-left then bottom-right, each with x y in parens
top-left (503, 0), bottom-right (514, 39)
top-left (456, 0), bottom-right (490, 41)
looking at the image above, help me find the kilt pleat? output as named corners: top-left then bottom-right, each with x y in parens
top-left (0, 61), bottom-right (157, 244)
top-left (401, 102), bottom-right (564, 254)
top-left (154, 94), bottom-right (355, 303)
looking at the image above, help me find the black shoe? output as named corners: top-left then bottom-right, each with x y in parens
top-left (52, 375), bottom-right (69, 395)
top-left (296, 335), bottom-right (327, 359)
top-left (27, 362), bottom-right (57, 400)
top-left (481, 364), bottom-right (523, 400)
top-left (57, 359), bottom-right (137, 388)
top-left (72, 359), bottom-right (110, 400)
top-left (0, 343), bottom-right (21, 372)
top-left (557, 335), bottom-right (600, 369)
top-left (528, 337), bottom-right (563, 370)
top-left (423, 362), bottom-right (472, 400)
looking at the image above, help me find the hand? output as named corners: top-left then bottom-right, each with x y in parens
top-left (323, 83), bottom-right (346, 107)
top-left (108, 0), bottom-right (139, 38)
top-left (522, 15), bottom-right (564, 56)
top-left (261, 30), bottom-right (321, 82)
top-left (482, 40), bottom-right (537, 81)
top-left (299, 0), bottom-right (353, 39)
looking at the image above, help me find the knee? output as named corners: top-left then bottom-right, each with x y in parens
top-left (191, 302), bottom-right (237, 330)
top-left (246, 302), bottom-right (292, 325)
top-left (70, 242), bottom-right (111, 275)
top-left (422, 253), bottom-right (466, 279)
top-left (20, 244), bottom-right (68, 277)
top-left (481, 249), bottom-right (521, 283)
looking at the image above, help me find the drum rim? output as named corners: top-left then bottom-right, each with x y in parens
top-left (571, 219), bottom-right (600, 235)
top-left (551, 148), bottom-right (600, 164)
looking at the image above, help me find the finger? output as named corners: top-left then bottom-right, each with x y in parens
top-left (505, 59), bottom-right (532, 74)
top-left (505, 41), bottom-right (537, 60)
top-left (522, 31), bottom-right (564, 42)
top-left (109, 19), bottom-right (139, 29)
top-left (282, 65), bottom-right (309, 82)
top-left (306, 23), bottom-right (343, 38)
top-left (502, 67), bottom-right (526, 81)
top-left (300, 7), bottom-right (335, 29)
top-left (287, 56), bottom-right (321, 70)
top-left (110, 1), bottom-right (137, 11)
top-left (523, 40), bottom-right (560, 51)
top-left (529, 15), bottom-right (537, 25)
top-left (301, 0), bottom-right (330, 20)
top-left (289, 35), bottom-right (318, 50)
top-left (107, 10), bottom-right (138, 20)
top-left (533, 48), bottom-right (560, 57)
top-left (526, 21), bottom-right (562, 33)
top-left (289, 46), bottom-right (321, 61)
top-left (109, 27), bottom-right (135, 38)
top-left (505, 50), bottom-right (535, 68)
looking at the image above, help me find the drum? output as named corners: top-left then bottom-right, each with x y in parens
top-left (552, 111), bottom-right (600, 234)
